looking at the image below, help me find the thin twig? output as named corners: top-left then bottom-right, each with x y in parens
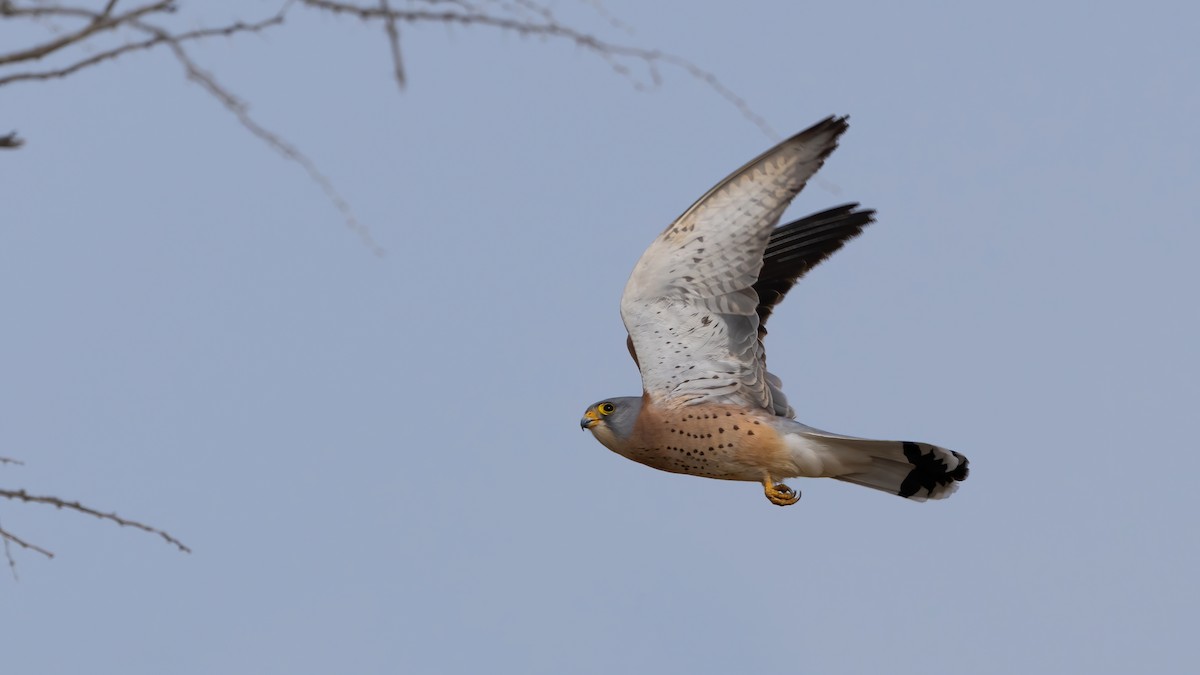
top-left (0, 13), bottom-right (289, 86)
top-left (0, 522), bottom-right (57, 559)
top-left (0, 522), bottom-right (19, 580)
top-left (2, 0), bottom-right (778, 250)
top-left (298, 0), bottom-right (778, 138)
top-left (1, 488), bottom-right (190, 553)
top-left (134, 18), bottom-right (386, 256)
top-left (653, 52), bottom-right (779, 141)
top-left (380, 0), bottom-right (405, 89)
top-left (0, 0), bottom-right (174, 66)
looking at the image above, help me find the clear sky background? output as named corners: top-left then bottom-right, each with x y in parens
top-left (2, 1), bottom-right (1198, 673)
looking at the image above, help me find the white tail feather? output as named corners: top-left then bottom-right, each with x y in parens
top-left (787, 428), bottom-right (969, 501)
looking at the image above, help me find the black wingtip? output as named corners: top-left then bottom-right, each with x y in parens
top-left (786, 116), bottom-right (850, 160)
top-left (802, 115), bottom-right (850, 134)
top-left (752, 203), bottom-right (877, 332)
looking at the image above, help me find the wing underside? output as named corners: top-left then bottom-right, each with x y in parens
top-left (619, 117), bottom-right (856, 411)
top-left (623, 203), bottom-right (875, 416)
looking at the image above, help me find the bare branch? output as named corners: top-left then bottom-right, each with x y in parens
top-left (2, 456), bottom-right (187, 571)
top-left (1, 1), bottom-right (784, 575)
top-left (0, 33), bottom-right (161, 86)
top-left (297, 0), bottom-right (779, 138)
top-left (0, 0), bottom-right (175, 66)
top-left (1, 488), bottom-right (190, 554)
top-left (651, 52), bottom-right (780, 141)
top-left (0, 521), bottom-right (55, 560)
top-left (132, 17), bottom-right (386, 256)
top-left (2, 0), bottom-right (775, 250)
top-left (0, 12), bottom-right (289, 87)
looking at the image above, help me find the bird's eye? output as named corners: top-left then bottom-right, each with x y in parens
top-left (599, 402), bottom-right (615, 415)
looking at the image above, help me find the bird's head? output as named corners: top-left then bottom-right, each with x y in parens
top-left (580, 396), bottom-right (643, 450)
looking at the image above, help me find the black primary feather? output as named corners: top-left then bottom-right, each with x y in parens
top-left (753, 203), bottom-right (876, 336)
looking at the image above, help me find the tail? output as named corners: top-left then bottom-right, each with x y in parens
top-left (793, 428), bottom-right (969, 501)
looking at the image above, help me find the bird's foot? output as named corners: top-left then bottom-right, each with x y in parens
top-left (763, 480), bottom-right (801, 506)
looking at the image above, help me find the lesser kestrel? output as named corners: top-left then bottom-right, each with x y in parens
top-left (581, 116), bottom-right (968, 505)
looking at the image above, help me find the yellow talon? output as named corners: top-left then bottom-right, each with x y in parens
top-left (762, 478), bottom-right (801, 506)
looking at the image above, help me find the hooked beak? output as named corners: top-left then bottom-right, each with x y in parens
top-left (580, 410), bottom-right (600, 430)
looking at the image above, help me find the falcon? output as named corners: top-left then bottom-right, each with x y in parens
top-left (581, 116), bottom-right (968, 505)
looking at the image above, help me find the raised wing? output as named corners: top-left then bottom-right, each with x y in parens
top-left (620, 116), bottom-right (849, 409)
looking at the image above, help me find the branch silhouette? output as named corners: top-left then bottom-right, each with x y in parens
top-left (2, 0), bottom-right (774, 251)
top-left (2, 459), bottom-right (189, 576)
top-left (1, 1), bottom-right (771, 571)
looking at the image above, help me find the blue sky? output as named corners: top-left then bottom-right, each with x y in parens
top-left (2, 1), bottom-right (1198, 673)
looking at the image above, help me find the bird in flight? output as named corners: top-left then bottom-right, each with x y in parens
top-left (581, 116), bottom-right (968, 505)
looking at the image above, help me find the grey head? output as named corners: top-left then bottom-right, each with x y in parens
top-left (580, 396), bottom-right (644, 451)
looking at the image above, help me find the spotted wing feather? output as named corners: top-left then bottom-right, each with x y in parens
top-left (620, 117), bottom-right (849, 410)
